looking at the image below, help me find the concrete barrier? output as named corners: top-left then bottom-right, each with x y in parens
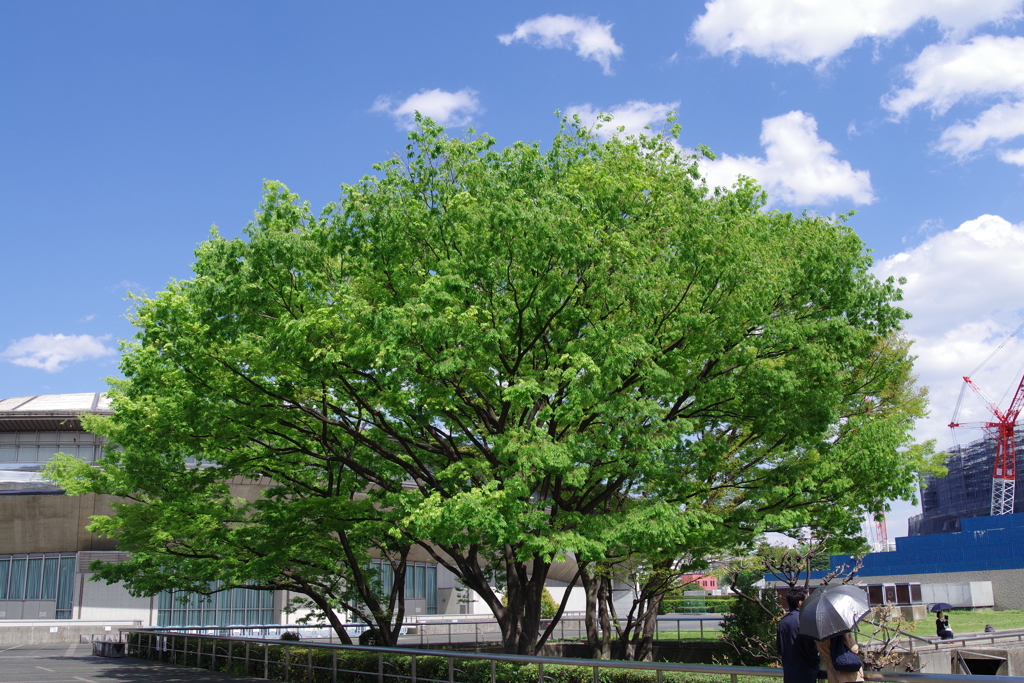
top-left (0, 620), bottom-right (141, 646)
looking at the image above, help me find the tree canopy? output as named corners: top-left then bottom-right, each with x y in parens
top-left (48, 116), bottom-right (934, 656)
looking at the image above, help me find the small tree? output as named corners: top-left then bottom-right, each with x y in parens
top-left (859, 604), bottom-right (920, 672)
top-left (720, 569), bottom-right (780, 666)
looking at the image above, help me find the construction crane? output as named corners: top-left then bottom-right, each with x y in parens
top-left (949, 322), bottom-right (1024, 516)
top-left (874, 514), bottom-right (889, 552)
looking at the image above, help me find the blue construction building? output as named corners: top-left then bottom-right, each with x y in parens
top-left (767, 513), bottom-right (1024, 610)
top-left (831, 513), bottom-right (1024, 579)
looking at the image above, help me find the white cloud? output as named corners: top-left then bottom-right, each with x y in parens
top-left (883, 35), bottom-right (1024, 117)
top-left (872, 215), bottom-right (1024, 448)
top-left (1, 333), bottom-right (116, 373)
top-left (936, 101), bottom-right (1024, 157)
top-left (691, 0), bottom-right (1022, 65)
top-left (564, 101), bottom-right (680, 139)
top-left (498, 15), bottom-right (623, 75)
top-left (701, 111), bottom-right (875, 205)
top-left (108, 279), bottom-right (141, 292)
top-left (372, 89), bottom-right (481, 130)
top-left (998, 147), bottom-right (1024, 164)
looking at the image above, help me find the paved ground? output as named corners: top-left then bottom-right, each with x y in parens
top-left (0, 643), bottom-right (266, 683)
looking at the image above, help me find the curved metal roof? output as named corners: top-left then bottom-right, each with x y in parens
top-left (0, 393), bottom-right (111, 431)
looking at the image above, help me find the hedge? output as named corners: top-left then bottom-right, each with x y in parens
top-left (125, 633), bottom-right (771, 683)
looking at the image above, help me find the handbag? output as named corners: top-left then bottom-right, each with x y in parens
top-left (830, 633), bottom-right (862, 672)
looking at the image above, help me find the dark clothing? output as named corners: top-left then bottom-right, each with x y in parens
top-left (778, 608), bottom-right (821, 683)
top-left (936, 617), bottom-right (954, 639)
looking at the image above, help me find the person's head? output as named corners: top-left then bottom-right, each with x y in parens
top-left (787, 587), bottom-right (807, 610)
top-left (936, 611), bottom-right (943, 618)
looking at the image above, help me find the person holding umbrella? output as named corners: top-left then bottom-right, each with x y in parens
top-left (777, 588), bottom-right (821, 683)
top-left (934, 609), bottom-right (955, 640)
top-left (798, 585), bottom-right (868, 683)
top-left (816, 630), bottom-right (864, 683)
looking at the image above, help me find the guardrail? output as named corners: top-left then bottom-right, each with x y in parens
top-left (118, 628), bottom-right (1024, 683)
top-left (141, 615), bottom-right (724, 647)
top-left (894, 628), bottom-right (1024, 652)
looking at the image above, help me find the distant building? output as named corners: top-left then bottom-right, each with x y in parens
top-left (909, 429), bottom-right (1024, 536)
top-left (678, 573), bottom-right (717, 591)
top-left (767, 513), bottom-right (1024, 610)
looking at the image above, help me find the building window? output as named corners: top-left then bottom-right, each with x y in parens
top-left (372, 560), bottom-right (436, 613)
top-left (156, 582), bottom-right (275, 627)
top-left (0, 553), bottom-right (76, 618)
top-left (0, 431), bottom-right (101, 463)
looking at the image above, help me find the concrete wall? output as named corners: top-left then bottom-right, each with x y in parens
top-left (0, 493), bottom-right (119, 554)
top-left (0, 477), bottom-right (271, 556)
top-left (856, 568), bottom-right (1024, 610)
top-left (0, 620), bottom-right (142, 646)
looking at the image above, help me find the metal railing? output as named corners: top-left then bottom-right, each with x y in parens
top-left (118, 628), bottom-right (1024, 683)
top-left (141, 615), bottom-right (724, 647)
top-left (895, 628), bottom-right (1024, 652)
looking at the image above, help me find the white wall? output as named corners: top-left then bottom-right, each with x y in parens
top-left (545, 586), bottom-right (586, 613)
top-left (77, 573), bottom-right (153, 624)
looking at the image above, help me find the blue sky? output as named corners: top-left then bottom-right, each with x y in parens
top-left (4, 1), bottom-right (1024, 537)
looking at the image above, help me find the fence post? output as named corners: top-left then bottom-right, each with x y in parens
top-left (657, 670), bottom-right (663, 683)
top-left (412, 654), bottom-right (418, 683)
top-left (538, 661), bottom-right (544, 683)
top-left (264, 642), bottom-right (269, 680)
top-left (308, 646), bottom-right (313, 683)
top-left (379, 651), bottom-right (384, 683)
top-left (449, 655), bottom-right (454, 683)
top-left (490, 659), bottom-right (495, 683)
top-left (730, 674), bottom-right (737, 683)
top-left (592, 665), bottom-right (599, 683)
top-left (245, 642), bottom-right (250, 676)
top-left (333, 649), bottom-right (338, 683)
top-left (285, 645), bottom-right (291, 683)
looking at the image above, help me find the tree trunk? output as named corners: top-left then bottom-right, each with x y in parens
top-left (421, 541), bottom-right (556, 655)
top-left (581, 569), bottom-right (612, 659)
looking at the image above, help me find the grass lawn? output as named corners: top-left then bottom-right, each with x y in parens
top-left (652, 626), bottom-right (724, 641)
top-left (855, 609), bottom-right (1024, 639)
top-left (906, 609), bottom-right (1024, 635)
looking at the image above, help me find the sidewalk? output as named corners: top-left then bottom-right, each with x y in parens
top-left (0, 642), bottom-right (266, 683)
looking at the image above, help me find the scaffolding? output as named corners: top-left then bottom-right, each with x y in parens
top-left (909, 428), bottom-right (1024, 535)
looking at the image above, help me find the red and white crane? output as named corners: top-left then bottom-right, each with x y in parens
top-left (949, 323), bottom-right (1024, 516)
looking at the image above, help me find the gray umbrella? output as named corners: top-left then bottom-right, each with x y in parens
top-left (798, 584), bottom-right (871, 641)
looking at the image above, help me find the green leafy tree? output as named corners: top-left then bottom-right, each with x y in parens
top-left (49, 114), bottom-right (932, 656)
top-left (47, 446), bottom-right (414, 645)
